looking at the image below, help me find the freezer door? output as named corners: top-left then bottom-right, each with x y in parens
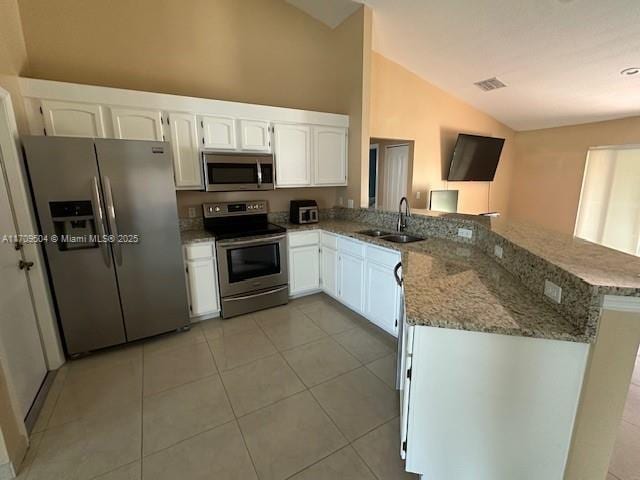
top-left (94, 139), bottom-right (189, 340)
top-left (22, 136), bottom-right (126, 354)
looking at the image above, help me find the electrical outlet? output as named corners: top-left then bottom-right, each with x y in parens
top-left (338, 196), bottom-right (344, 206)
top-left (188, 207), bottom-right (197, 218)
top-left (457, 228), bottom-right (473, 239)
top-left (347, 199), bottom-right (354, 208)
top-left (544, 280), bottom-right (562, 304)
top-left (416, 191), bottom-right (421, 199)
top-left (494, 244), bottom-right (503, 259)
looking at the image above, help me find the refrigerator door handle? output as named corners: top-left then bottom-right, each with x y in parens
top-left (103, 176), bottom-right (123, 266)
top-left (91, 176), bottom-right (111, 267)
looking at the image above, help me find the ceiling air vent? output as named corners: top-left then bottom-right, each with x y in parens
top-left (474, 77), bottom-right (507, 92)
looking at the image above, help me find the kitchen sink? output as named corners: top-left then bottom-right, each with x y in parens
top-left (357, 229), bottom-right (394, 237)
top-left (379, 233), bottom-right (424, 243)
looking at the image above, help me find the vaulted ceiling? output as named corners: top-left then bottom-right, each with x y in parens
top-left (288, 0), bottom-right (640, 131)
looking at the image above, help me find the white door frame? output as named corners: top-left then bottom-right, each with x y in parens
top-left (0, 86), bottom-right (65, 370)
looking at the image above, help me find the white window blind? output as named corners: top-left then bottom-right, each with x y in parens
top-left (575, 146), bottom-right (640, 256)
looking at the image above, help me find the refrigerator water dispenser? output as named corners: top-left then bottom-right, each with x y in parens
top-left (49, 201), bottom-right (98, 250)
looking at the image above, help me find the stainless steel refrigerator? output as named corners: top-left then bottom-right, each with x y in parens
top-left (23, 136), bottom-right (189, 355)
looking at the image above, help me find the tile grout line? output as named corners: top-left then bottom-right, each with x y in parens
top-left (203, 325), bottom-right (262, 480)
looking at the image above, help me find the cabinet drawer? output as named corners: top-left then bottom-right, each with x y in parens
top-left (289, 230), bottom-right (320, 248)
top-left (338, 236), bottom-right (364, 259)
top-left (366, 244), bottom-right (401, 268)
top-left (184, 243), bottom-right (214, 260)
top-left (321, 231), bottom-right (338, 250)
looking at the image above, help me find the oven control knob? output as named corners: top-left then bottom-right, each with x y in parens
top-left (214, 206), bottom-right (221, 212)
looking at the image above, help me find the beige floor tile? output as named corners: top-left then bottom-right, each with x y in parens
top-left (607, 473), bottom-right (620, 480)
top-left (353, 418), bottom-right (418, 480)
top-left (200, 313), bottom-right (258, 340)
top-left (304, 301), bottom-right (362, 335)
top-left (209, 328), bottom-right (277, 371)
top-left (289, 446), bottom-right (375, 480)
top-left (632, 355), bottom-right (640, 387)
top-left (142, 325), bottom-right (205, 357)
top-left (366, 354), bottom-right (397, 389)
top-left (142, 421), bottom-right (257, 480)
top-left (93, 461), bottom-right (141, 480)
top-left (143, 375), bottom-right (234, 455)
top-left (290, 293), bottom-right (328, 311)
top-left (333, 326), bottom-right (394, 364)
top-left (259, 312), bottom-right (327, 351)
top-left (143, 342), bottom-right (216, 396)
top-left (253, 304), bottom-right (307, 326)
top-left (311, 367), bottom-right (398, 441)
top-left (623, 382), bottom-right (640, 428)
top-left (27, 401), bottom-right (141, 480)
top-left (67, 343), bottom-right (143, 374)
top-left (608, 420), bottom-right (640, 480)
top-left (221, 354), bottom-right (305, 416)
top-left (238, 391), bottom-right (347, 480)
top-left (48, 357), bottom-right (141, 428)
top-left (282, 337), bottom-right (361, 387)
top-left (32, 367), bottom-right (68, 433)
top-left (15, 431), bottom-right (44, 479)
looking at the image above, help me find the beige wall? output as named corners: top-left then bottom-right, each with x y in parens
top-left (370, 53), bottom-right (516, 216)
top-left (509, 116), bottom-right (640, 235)
top-left (17, 0), bottom-right (370, 214)
top-left (0, 0), bottom-right (29, 132)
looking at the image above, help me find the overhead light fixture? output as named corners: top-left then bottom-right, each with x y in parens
top-left (620, 67), bottom-right (640, 76)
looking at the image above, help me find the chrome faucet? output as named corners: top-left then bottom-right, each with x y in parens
top-left (397, 197), bottom-right (411, 232)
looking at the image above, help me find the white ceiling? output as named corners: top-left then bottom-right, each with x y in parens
top-left (366, 0), bottom-right (640, 130)
top-left (290, 0), bottom-right (640, 131)
top-left (286, 0), bottom-right (361, 29)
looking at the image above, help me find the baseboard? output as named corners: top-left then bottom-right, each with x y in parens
top-left (189, 311), bottom-right (221, 322)
top-left (289, 289), bottom-right (323, 299)
top-left (0, 461), bottom-right (15, 480)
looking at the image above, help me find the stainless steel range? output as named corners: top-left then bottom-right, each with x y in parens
top-left (203, 201), bottom-right (288, 318)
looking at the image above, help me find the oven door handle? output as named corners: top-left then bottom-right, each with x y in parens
top-left (217, 234), bottom-right (286, 248)
top-left (224, 285), bottom-right (288, 302)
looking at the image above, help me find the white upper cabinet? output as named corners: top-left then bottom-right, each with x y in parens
top-left (314, 126), bottom-right (347, 185)
top-left (200, 115), bottom-right (236, 150)
top-left (111, 107), bottom-right (164, 141)
top-left (273, 123), bottom-right (312, 187)
top-left (167, 112), bottom-right (202, 189)
top-left (40, 100), bottom-right (106, 138)
top-left (239, 119), bottom-right (271, 151)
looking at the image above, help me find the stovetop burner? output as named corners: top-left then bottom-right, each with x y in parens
top-left (202, 200), bottom-right (287, 241)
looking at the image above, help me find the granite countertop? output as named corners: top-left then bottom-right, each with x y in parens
top-left (181, 229), bottom-right (216, 244)
top-left (278, 220), bottom-right (587, 343)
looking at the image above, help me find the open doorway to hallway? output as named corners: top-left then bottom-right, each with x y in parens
top-left (368, 138), bottom-right (414, 211)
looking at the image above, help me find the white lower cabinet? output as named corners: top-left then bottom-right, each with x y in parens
top-left (365, 260), bottom-right (400, 335)
top-left (184, 242), bottom-right (219, 318)
top-left (290, 230), bottom-right (401, 336)
top-left (288, 231), bottom-right (321, 296)
top-left (337, 251), bottom-right (365, 314)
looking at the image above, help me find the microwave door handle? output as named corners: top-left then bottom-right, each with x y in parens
top-left (202, 152), bottom-right (209, 189)
top-left (257, 160), bottom-right (262, 186)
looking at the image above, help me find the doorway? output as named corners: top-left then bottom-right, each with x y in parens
top-left (369, 138), bottom-right (414, 212)
top-left (0, 146), bottom-right (47, 419)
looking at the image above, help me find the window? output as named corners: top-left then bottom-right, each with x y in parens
top-left (575, 146), bottom-right (640, 256)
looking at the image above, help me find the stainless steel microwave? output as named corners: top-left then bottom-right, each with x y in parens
top-left (203, 152), bottom-right (275, 192)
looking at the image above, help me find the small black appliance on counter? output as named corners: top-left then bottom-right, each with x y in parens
top-left (289, 200), bottom-right (319, 224)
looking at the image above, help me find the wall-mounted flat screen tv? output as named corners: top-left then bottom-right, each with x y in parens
top-left (447, 134), bottom-right (505, 181)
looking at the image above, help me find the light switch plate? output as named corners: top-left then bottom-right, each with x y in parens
top-left (457, 228), bottom-right (473, 239)
top-left (494, 245), bottom-right (504, 259)
top-left (416, 191), bottom-right (421, 199)
top-left (338, 196), bottom-right (344, 206)
top-left (188, 207), bottom-right (197, 218)
top-left (544, 280), bottom-right (562, 304)
top-left (347, 199), bottom-right (354, 208)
